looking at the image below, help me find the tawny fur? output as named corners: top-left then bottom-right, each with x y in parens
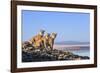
top-left (43, 33), bottom-right (57, 50)
top-left (43, 33), bottom-right (50, 49)
top-left (28, 30), bottom-right (45, 49)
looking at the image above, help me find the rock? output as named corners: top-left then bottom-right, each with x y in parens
top-left (22, 51), bottom-right (34, 62)
top-left (80, 56), bottom-right (90, 59)
top-left (58, 54), bottom-right (65, 60)
top-left (22, 41), bottom-right (90, 62)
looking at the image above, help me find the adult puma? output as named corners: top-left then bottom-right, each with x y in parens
top-left (43, 33), bottom-right (57, 50)
top-left (29, 30), bottom-right (45, 49)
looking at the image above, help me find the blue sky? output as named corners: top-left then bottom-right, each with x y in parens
top-left (22, 10), bottom-right (90, 42)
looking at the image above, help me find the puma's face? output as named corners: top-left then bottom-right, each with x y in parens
top-left (39, 30), bottom-right (45, 36)
top-left (51, 33), bottom-right (57, 39)
top-left (45, 33), bottom-right (50, 39)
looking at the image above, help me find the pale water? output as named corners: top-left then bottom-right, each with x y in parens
top-left (66, 47), bottom-right (90, 57)
top-left (56, 47), bottom-right (90, 57)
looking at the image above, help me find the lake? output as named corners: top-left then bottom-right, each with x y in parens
top-left (54, 45), bottom-right (90, 57)
top-left (65, 47), bottom-right (90, 57)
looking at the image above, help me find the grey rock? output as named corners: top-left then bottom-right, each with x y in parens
top-left (22, 41), bottom-right (90, 62)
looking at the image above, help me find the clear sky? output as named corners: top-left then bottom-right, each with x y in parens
top-left (22, 10), bottom-right (90, 42)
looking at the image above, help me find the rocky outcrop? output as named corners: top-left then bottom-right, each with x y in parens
top-left (22, 41), bottom-right (89, 62)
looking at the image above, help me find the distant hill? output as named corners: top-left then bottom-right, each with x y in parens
top-left (55, 41), bottom-right (90, 45)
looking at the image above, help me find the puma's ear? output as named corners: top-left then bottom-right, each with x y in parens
top-left (39, 29), bottom-right (45, 35)
top-left (52, 33), bottom-right (57, 35)
top-left (50, 33), bottom-right (57, 39)
top-left (55, 33), bottom-right (57, 36)
top-left (53, 33), bottom-right (57, 36)
top-left (45, 33), bottom-right (50, 36)
top-left (40, 29), bottom-right (45, 33)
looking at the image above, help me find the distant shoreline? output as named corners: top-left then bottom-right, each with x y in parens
top-left (54, 44), bottom-right (90, 50)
